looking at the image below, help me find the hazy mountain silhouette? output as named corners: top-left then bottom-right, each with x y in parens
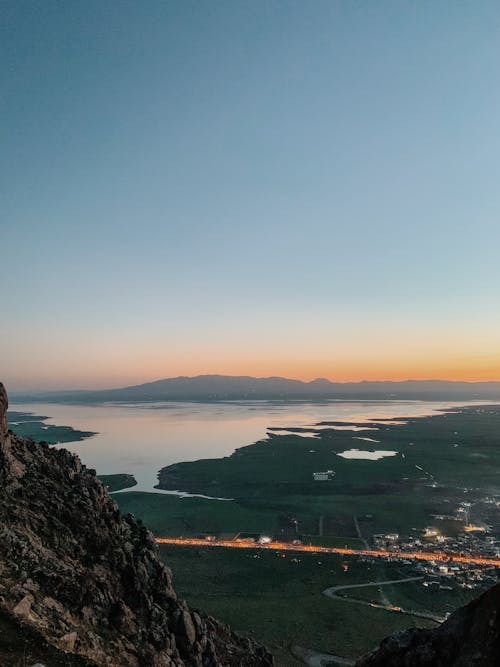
top-left (12, 374), bottom-right (500, 403)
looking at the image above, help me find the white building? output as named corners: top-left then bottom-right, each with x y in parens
top-left (313, 470), bottom-right (335, 481)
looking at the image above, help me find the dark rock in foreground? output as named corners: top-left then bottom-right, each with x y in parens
top-left (0, 606), bottom-right (95, 666)
top-left (0, 383), bottom-right (273, 667)
top-left (356, 580), bottom-right (500, 666)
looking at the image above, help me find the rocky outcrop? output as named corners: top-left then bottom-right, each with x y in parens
top-left (356, 581), bottom-right (500, 666)
top-left (0, 383), bottom-right (272, 666)
top-left (0, 382), bottom-right (7, 435)
top-left (0, 606), bottom-right (95, 666)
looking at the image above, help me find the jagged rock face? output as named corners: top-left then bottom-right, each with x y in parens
top-left (0, 383), bottom-right (273, 667)
top-left (0, 606), bottom-right (95, 666)
top-left (0, 382), bottom-right (7, 435)
top-left (356, 581), bottom-right (500, 667)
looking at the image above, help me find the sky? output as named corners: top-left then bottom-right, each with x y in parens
top-left (2, 1), bottom-right (500, 391)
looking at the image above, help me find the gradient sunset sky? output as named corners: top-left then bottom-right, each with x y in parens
top-left (2, 1), bottom-right (500, 390)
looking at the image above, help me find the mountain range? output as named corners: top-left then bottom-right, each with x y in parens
top-left (12, 374), bottom-right (500, 403)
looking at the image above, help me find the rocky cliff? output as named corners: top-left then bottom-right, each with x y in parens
top-left (0, 383), bottom-right (272, 667)
top-left (355, 578), bottom-right (500, 666)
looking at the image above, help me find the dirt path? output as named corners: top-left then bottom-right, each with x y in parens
top-left (352, 515), bottom-right (368, 548)
top-left (351, 516), bottom-right (389, 604)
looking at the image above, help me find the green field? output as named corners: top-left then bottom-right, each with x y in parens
top-left (115, 492), bottom-right (280, 535)
top-left (114, 488), bottom-right (434, 542)
top-left (158, 544), bottom-right (441, 666)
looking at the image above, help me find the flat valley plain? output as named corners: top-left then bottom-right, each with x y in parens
top-left (115, 405), bottom-right (500, 665)
top-left (10, 404), bottom-right (500, 665)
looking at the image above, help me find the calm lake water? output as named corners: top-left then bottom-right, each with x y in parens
top-left (10, 400), bottom-right (485, 492)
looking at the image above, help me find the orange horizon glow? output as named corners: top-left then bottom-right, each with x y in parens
top-left (7, 361), bottom-right (500, 392)
top-left (5, 3), bottom-right (500, 400)
top-left (5, 327), bottom-right (500, 391)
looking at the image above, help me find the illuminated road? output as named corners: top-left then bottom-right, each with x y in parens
top-left (155, 536), bottom-right (500, 568)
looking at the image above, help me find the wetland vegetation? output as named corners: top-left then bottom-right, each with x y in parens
top-left (98, 473), bottom-right (137, 492)
top-left (153, 406), bottom-right (500, 541)
top-left (7, 410), bottom-right (97, 444)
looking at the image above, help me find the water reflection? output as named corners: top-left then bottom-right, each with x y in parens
top-left (10, 399), bottom-right (488, 492)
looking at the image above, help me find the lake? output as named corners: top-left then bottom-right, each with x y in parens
top-left (9, 399), bottom-right (487, 492)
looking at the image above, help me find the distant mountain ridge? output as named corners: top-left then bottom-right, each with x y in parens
top-left (12, 374), bottom-right (500, 403)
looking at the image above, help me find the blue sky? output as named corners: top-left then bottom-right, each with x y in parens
top-left (2, 1), bottom-right (500, 389)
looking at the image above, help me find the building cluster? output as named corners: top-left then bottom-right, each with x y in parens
top-left (372, 515), bottom-right (500, 591)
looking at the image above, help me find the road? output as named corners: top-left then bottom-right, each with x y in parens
top-left (291, 576), bottom-right (442, 666)
top-left (324, 575), bottom-right (423, 596)
top-left (323, 576), bottom-right (445, 623)
top-left (155, 536), bottom-right (500, 568)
